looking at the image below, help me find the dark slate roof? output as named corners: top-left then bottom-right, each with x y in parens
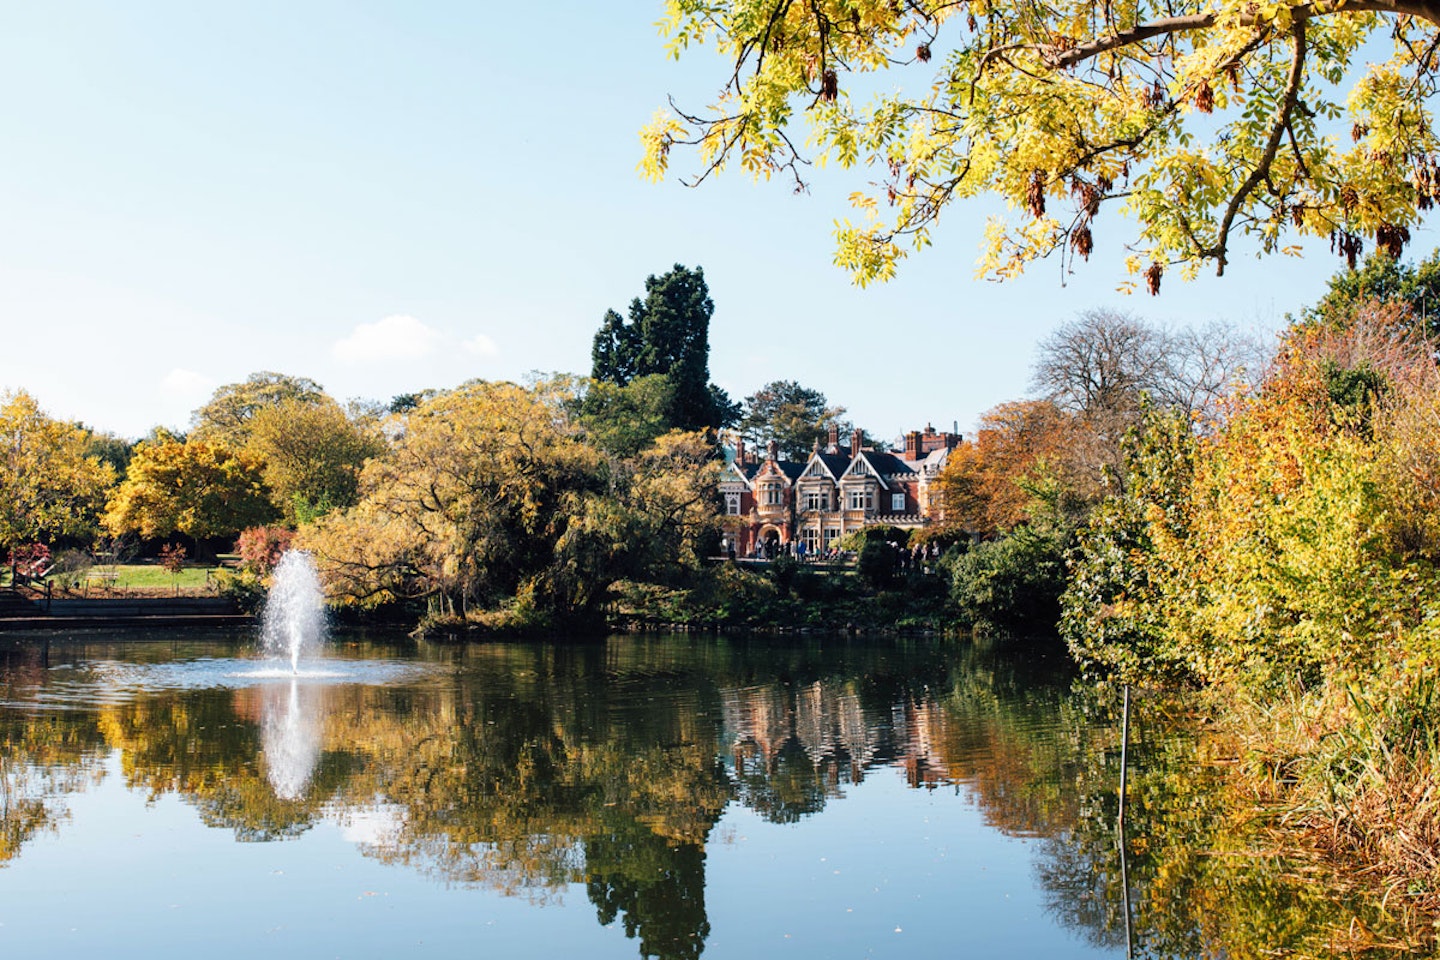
top-left (817, 453), bottom-right (850, 478)
top-left (859, 452), bottom-right (918, 478)
top-left (777, 460), bottom-right (807, 481)
top-left (729, 461), bottom-right (760, 483)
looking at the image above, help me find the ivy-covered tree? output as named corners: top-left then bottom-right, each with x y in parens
top-left (590, 265), bottom-right (738, 433)
top-left (1301, 248), bottom-right (1440, 337)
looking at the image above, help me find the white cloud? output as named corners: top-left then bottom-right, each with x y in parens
top-left (161, 368), bottom-right (215, 397)
top-left (462, 333), bottom-right (499, 358)
top-left (332, 314), bottom-right (441, 364)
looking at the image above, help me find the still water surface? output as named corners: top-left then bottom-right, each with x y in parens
top-left (0, 631), bottom-right (1403, 959)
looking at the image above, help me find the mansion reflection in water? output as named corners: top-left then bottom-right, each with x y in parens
top-left (723, 682), bottom-right (955, 795)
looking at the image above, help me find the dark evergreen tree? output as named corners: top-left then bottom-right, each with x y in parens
top-left (591, 309), bottom-right (642, 386)
top-left (1301, 248), bottom-right (1440, 339)
top-left (589, 265), bottom-right (736, 433)
top-left (738, 380), bottom-right (844, 459)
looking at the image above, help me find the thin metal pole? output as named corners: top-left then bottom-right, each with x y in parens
top-left (1118, 683), bottom-right (1130, 832)
top-left (1118, 683), bottom-right (1134, 960)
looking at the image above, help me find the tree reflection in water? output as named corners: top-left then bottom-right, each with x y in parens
top-left (0, 634), bottom-right (1425, 958)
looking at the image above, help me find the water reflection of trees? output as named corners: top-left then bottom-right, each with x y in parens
top-left (0, 636), bottom-right (1422, 958)
top-left (0, 643), bottom-right (109, 866)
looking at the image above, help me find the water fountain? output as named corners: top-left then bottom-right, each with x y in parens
top-left (258, 550), bottom-right (328, 798)
top-left (261, 550), bottom-right (327, 673)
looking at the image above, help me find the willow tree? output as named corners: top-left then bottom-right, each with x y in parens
top-left (642, 1), bottom-right (1440, 290)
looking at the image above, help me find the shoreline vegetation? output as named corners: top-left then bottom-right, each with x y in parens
top-left (6, 254), bottom-right (1440, 949)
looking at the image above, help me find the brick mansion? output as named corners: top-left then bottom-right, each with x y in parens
top-left (720, 423), bottom-right (961, 558)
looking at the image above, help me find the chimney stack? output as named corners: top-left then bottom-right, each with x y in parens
top-left (851, 427), bottom-right (864, 456)
top-left (827, 422), bottom-right (840, 452)
top-left (766, 439), bottom-right (778, 461)
top-left (736, 437), bottom-right (747, 465)
top-left (904, 430), bottom-right (921, 460)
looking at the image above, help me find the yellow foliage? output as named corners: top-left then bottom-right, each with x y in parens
top-left (646, 0), bottom-right (1440, 286)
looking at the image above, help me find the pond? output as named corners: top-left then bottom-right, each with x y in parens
top-left (0, 630), bottom-right (1413, 959)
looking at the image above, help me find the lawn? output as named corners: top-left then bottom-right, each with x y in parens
top-left (53, 563), bottom-right (228, 596)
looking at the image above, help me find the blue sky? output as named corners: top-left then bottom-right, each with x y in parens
top-left (1, 1), bottom-right (1407, 442)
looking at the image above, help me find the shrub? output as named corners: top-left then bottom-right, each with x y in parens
top-left (236, 526), bottom-right (294, 574)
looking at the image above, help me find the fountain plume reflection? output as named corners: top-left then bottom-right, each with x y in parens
top-left (262, 679), bottom-right (323, 800)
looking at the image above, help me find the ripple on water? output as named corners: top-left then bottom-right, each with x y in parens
top-left (8, 657), bottom-right (442, 711)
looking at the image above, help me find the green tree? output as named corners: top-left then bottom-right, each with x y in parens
top-left (104, 436), bottom-right (276, 542)
top-left (574, 373), bottom-right (677, 459)
top-left (190, 371), bottom-right (327, 447)
top-left (738, 380), bottom-right (846, 459)
top-left (0, 390), bottom-right (117, 556)
top-left (1301, 248), bottom-right (1440, 337)
top-left (643, 1), bottom-right (1440, 289)
top-left (590, 265), bottom-right (738, 432)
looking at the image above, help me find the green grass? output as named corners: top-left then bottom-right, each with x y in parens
top-left (65, 563), bottom-right (225, 592)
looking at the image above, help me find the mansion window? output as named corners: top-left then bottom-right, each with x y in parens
top-left (823, 527), bottom-right (841, 546)
top-left (804, 490), bottom-right (829, 511)
top-left (891, 492), bottom-right (906, 512)
top-left (763, 485), bottom-right (784, 506)
top-left (847, 488), bottom-right (873, 511)
top-left (725, 492), bottom-right (741, 515)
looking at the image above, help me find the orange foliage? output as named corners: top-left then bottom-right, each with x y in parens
top-left (937, 399), bottom-right (1094, 535)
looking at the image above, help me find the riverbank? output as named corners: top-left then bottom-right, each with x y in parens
top-left (0, 594), bottom-right (252, 631)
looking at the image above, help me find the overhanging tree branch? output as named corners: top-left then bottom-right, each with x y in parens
top-left (1205, 20), bottom-right (1309, 275)
top-left (1048, 1), bottom-right (1440, 70)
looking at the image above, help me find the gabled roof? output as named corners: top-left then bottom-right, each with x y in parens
top-left (798, 451), bottom-right (849, 481)
top-left (840, 451), bottom-right (921, 490)
top-left (754, 458), bottom-right (806, 484)
top-left (863, 452), bottom-right (920, 479)
top-left (912, 446), bottom-right (952, 475)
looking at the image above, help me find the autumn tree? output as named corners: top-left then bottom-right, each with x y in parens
top-left (304, 383), bottom-right (726, 629)
top-left (245, 398), bottom-right (383, 524)
top-left (303, 382), bottom-right (611, 623)
top-left (643, 1), bottom-right (1440, 289)
top-left (104, 435), bottom-right (276, 543)
top-left (590, 265), bottom-right (738, 432)
top-left (0, 390), bottom-right (117, 555)
top-left (738, 380), bottom-right (847, 459)
top-left (938, 400), bottom-right (1090, 537)
top-left (190, 372), bottom-right (327, 447)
